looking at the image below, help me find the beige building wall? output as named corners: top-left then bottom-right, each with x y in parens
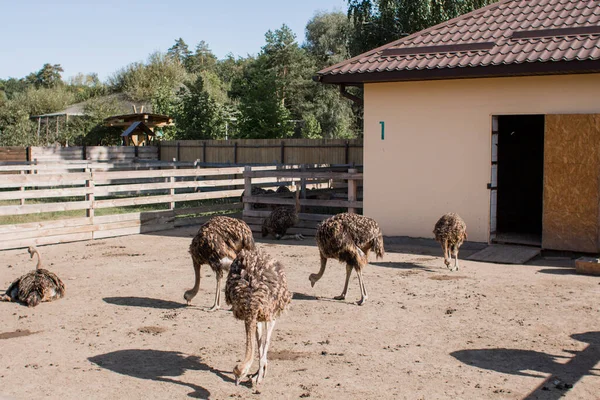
top-left (363, 73), bottom-right (600, 242)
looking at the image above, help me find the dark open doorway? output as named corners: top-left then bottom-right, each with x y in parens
top-left (494, 115), bottom-right (544, 246)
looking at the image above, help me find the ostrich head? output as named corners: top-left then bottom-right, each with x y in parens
top-left (233, 364), bottom-right (251, 386)
top-left (183, 290), bottom-right (194, 305)
top-left (27, 246), bottom-right (37, 258)
top-left (308, 273), bottom-right (319, 287)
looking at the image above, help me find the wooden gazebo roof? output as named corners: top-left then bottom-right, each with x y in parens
top-left (103, 112), bottom-right (174, 129)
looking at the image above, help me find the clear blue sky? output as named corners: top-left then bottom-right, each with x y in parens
top-left (0, 0), bottom-right (348, 82)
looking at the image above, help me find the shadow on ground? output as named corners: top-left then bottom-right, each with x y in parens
top-left (451, 331), bottom-right (600, 399)
top-left (370, 261), bottom-right (437, 272)
top-left (89, 349), bottom-right (234, 398)
top-left (292, 292), bottom-right (319, 301)
top-left (103, 297), bottom-right (186, 310)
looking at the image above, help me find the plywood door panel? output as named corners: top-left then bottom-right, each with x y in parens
top-left (543, 114), bottom-right (600, 252)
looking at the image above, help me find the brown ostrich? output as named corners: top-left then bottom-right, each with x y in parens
top-left (309, 213), bottom-right (384, 306)
top-left (433, 213), bottom-right (467, 271)
top-left (226, 248), bottom-right (291, 387)
top-left (185, 216), bottom-right (255, 311)
top-left (261, 187), bottom-right (304, 240)
top-left (275, 185), bottom-right (290, 194)
top-left (1, 246), bottom-right (65, 307)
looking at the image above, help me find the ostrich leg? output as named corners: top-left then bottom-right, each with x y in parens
top-left (334, 264), bottom-right (353, 301)
top-left (355, 267), bottom-right (368, 306)
top-left (207, 274), bottom-right (222, 312)
top-left (255, 320), bottom-right (276, 386)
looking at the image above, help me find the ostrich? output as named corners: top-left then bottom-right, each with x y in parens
top-left (433, 213), bottom-right (467, 272)
top-left (185, 216), bottom-right (255, 311)
top-left (1, 246), bottom-right (65, 307)
top-left (226, 248), bottom-right (291, 387)
top-left (261, 187), bottom-right (304, 240)
top-left (309, 213), bottom-right (384, 306)
top-left (275, 185), bottom-right (290, 194)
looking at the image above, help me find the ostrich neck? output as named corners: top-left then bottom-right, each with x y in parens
top-left (33, 251), bottom-right (42, 269)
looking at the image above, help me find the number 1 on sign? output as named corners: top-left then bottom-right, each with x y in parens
top-left (380, 121), bottom-right (385, 140)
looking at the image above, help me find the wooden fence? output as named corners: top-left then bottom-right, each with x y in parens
top-left (242, 166), bottom-right (363, 237)
top-left (0, 162), bottom-right (357, 250)
top-left (159, 139), bottom-right (363, 165)
top-left (0, 147), bottom-right (28, 162)
top-left (0, 146), bottom-right (158, 163)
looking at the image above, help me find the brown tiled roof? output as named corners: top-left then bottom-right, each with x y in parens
top-left (316, 0), bottom-right (600, 84)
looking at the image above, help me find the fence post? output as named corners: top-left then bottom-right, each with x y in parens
top-left (280, 141), bottom-right (285, 164)
top-left (82, 145), bottom-right (86, 160)
top-left (347, 168), bottom-right (357, 214)
top-left (86, 168), bottom-right (95, 222)
top-left (170, 162), bottom-right (176, 210)
top-left (234, 142), bottom-right (238, 164)
top-left (345, 140), bottom-right (350, 164)
top-left (176, 141), bottom-right (180, 162)
top-left (20, 170), bottom-right (25, 206)
top-left (300, 164), bottom-right (307, 213)
top-left (244, 166), bottom-right (252, 214)
top-left (202, 141), bottom-right (207, 163)
top-left (157, 141), bottom-right (161, 161)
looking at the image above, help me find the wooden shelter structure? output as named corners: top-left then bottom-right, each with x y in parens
top-left (103, 110), bottom-right (173, 146)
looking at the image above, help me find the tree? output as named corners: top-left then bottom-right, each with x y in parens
top-left (167, 38), bottom-right (191, 65)
top-left (25, 63), bottom-right (64, 88)
top-left (172, 75), bottom-right (227, 140)
top-left (231, 55), bottom-right (293, 139)
top-left (304, 11), bottom-right (352, 68)
top-left (185, 40), bottom-right (218, 73)
top-left (347, 0), bottom-right (494, 55)
top-left (302, 11), bottom-right (358, 138)
top-left (108, 52), bottom-right (188, 102)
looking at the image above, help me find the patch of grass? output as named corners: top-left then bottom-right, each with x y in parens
top-left (0, 196), bottom-right (239, 226)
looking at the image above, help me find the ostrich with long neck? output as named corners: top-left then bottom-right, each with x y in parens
top-left (1, 246), bottom-right (65, 307)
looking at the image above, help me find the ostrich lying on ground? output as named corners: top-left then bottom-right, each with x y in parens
top-left (1, 246), bottom-right (65, 307)
top-left (261, 187), bottom-right (304, 240)
top-left (185, 216), bottom-right (255, 311)
top-left (309, 213), bottom-right (384, 306)
top-left (226, 248), bottom-right (291, 387)
top-left (433, 212), bottom-right (467, 272)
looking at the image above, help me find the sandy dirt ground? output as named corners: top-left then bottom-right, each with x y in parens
top-left (1, 226), bottom-right (599, 400)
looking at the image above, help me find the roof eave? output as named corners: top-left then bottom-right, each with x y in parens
top-left (316, 59), bottom-right (600, 85)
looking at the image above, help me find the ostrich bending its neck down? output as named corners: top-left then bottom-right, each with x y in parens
top-left (185, 216), bottom-right (255, 311)
top-left (1, 246), bottom-right (65, 307)
top-left (226, 248), bottom-right (291, 386)
top-left (433, 212), bottom-right (467, 272)
top-left (309, 213), bottom-right (384, 306)
top-left (261, 186), bottom-right (304, 240)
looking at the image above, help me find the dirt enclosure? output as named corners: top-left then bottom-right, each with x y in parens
top-left (1, 227), bottom-right (599, 400)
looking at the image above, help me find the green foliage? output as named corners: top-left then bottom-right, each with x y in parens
top-left (347, 0), bottom-right (495, 55)
top-left (167, 38), bottom-right (191, 65)
top-left (304, 11), bottom-right (352, 68)
top-left (171, 75), bottom-right (228, 140)
top-left (185, 41), bottom-right (218, 73)
top-left (108, 52), bottom-right (188, 102)
top-left (25, 63), bottom-right (64, 88)
top-left (232, 51), bottom-right (294, 139)
top-left (78, 96), bottom-right (124, 145)
top-left (0, 78), bottom-right (30, 100)
top-left (0, 87), bottom-right (76, 146)
top-left (66, 73), bottom-right (106, 102)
